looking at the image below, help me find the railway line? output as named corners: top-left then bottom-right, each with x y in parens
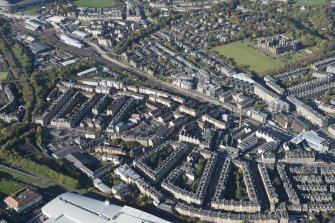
top-left (12, 22), bottom-right (237, 113)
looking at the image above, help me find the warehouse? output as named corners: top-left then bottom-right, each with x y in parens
top-left (41, 192), bottom-right (171, 223)
top-left (29, 42), bottom-right (53, 54)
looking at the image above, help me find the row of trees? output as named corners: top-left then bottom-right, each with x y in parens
top-left (0, 148), bottom-right (80, 189)
top-left (0, 19), bottom-right (33, 76)
top-left (0, 20), bottom-right (35, 122)
top-left (177, 1), bottom-right (334, 55)
top-left (245, 1), bottom-right (335, 51)
top-left (147, 146), bottom-right (174, 170)
top-left (115, 13), bottom-right (183, 53)
top-left (0, 122), bottom-right (81, 189)
top-left (0, 18), bottom-right (101, 191)
top-left (30, 60), bottom-right (95, 118)
top-left (0, 25), bottom-right (21, 78)
top-left (234, 168), bottom-right (249, 201)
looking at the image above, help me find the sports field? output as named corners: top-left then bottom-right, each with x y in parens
top-left (212, 41), bottom-right (284, 74)
top-left (0, 72), bottom-right (8, 80)
top-left (293, 0), bottom-right (326, 6)
top-left (75, 0), bottom-right (114, 8)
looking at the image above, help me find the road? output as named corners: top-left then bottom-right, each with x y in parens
top-left (75, 35), bottom-right (237, 111)
top-left (74, 33), bottom-right (238, 111)
top-left (10, 21), bottom-right (238, 113)
top-left (27, 213), bottom-right (43, 223)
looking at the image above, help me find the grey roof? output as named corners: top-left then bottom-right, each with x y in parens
top-left (29, 42), bottom-right (53, 54)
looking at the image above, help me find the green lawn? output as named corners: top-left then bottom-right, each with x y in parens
top-left (12, 43), bottom-right (29, 68)
top-left (0, 72), bottom-right (8, 80)
top-left (75, 0), bottom-right (114, 8)
top-left (224, 165), bottom-right (249, 201)
top-left (212, 41), bottom-right (284, 74)
top-left (279, 53), bottom-right (303, 64)
top-left (0, 168), bottom-right (48, 188)
top-left (80, 21), bottom-right (91, 26)
top-left (293, 0), bottom-right (326, 6)
top-left (0, 179), bottom-right (24, 199)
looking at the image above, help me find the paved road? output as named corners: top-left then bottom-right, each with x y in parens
top-left (94, 46), bottom-right (238, 112)
top-left (86, 41), bottom-right (238, 111)
top-left (90, 44), bottom-right (237, 111)
top-left (27, 213), bottom-right (43, 223)
top-left (15, 23), bottom-right (239, 113)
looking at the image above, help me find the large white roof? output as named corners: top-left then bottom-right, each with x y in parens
top-left (231, 73), bottom-right (255, 84)
top-left (291, 131), bottom-right (325, 146)
top-left (46, 16), bottom-right (66, 23)
top-left (42, 192), bottom-right (170, 223)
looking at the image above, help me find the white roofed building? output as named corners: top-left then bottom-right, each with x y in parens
top-left (290, 131), bottom-right (329, 152)
top-left (46, 16), bottom-right (66, 23)
top-left (60, 34), bottom-right (84, 49)
top-left (73, 30), bottom-right (90, 39)
top-left (42, 192), bottom-right (171, 223)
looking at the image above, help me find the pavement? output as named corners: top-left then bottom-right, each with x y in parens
top-left (11, 22), bottom-right (238, 114)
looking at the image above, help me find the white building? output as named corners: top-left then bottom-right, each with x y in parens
top-left (77, 68), bottom-right (98, 77)
top-left (290, 131), bottom-right (329, 152)
top-left (93, 178), bottom-right (112, 194)
top-left (72, 30), bottom-right (90, 38)
top-left (41, 192), bottom-right (171, 223)
top-left (254, 84), bottom-right (289, 113)
top-left (246, 109), bottom-right (267, 123)
top-left (60, 34), bottom-right (84, 48)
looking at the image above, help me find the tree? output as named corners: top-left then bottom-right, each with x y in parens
top-left (195, 158), bottom-right (206, 176)
top-left (273, 177), bottom-right (281, 186)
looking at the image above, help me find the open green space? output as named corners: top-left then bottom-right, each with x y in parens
top-left (16, 1), bottom-right (52, 13)
top-left (12, 43), bottom-right (29, 68)
top-left (176, 158), bottom-right (207, 192)
top-left (0, 179), bottom-right (24, 199)
top-left (293, 0), bottom-right (326, 6)
top-left (75, 0), bottom-right (114, 8)
top-left (224, 165), bottom-right (249, 201)
top-left (146, 146), bottom-right (173, 170)
top-left (279, 53), bottom-right (303, 64)
top-left (0, 168), bottom-right (48, 188)
top-left (212, 41), bottom-right (284, 75)
top-left (80, 21), bottom-right (91, 26)
top-left (0, 72), bottom-right (8, 80)
top-left (267, 168), bottom-right (289, 203)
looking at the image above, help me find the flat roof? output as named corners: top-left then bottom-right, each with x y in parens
top-left (42, 192), bottom-right (170, 223)
top-left (29, 42), bottom-right (53, 54)
top-left (61, 59), bottom-right (78, 66)
top-left (291, 131), bottom-right (325, 145)
top-left (5, 187), bottom-right (40, 208)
